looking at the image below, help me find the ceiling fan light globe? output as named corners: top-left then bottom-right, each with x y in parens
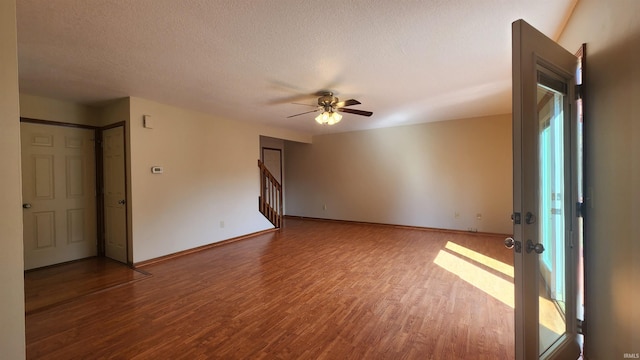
top-left (314, 111), bottom-right (342, 125)
top-left (315, 112), bottom-right (329, 124)
top-left (330, 112), bottom-right (342, 124)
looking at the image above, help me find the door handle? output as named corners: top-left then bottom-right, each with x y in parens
top-left (504, 237), bottom-right (522, 253)
top-left (526, 239), bottom-right (545, 254)
top-left (504, 237), bottom-right (515, 249)
top-left (118, 199), bottom-right (126, 205)
top-left (23, 203), bottom-right (32, 209)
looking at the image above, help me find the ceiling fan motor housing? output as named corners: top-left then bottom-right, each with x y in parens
top-left (286, 91), bottom-right (372, 119)
top-left (318, 93), bottom-right (338, 111)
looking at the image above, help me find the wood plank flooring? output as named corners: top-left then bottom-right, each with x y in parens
top-left (24, 257), bottom-right (150, 314)
top-left (26, 218), bottom-right (515, 359)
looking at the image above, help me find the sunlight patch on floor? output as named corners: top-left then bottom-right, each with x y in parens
top-left (445, 241), bottom-right (514, 278)
top-left (539, 296), bottom-right (565, 336)
top-left (434, 249), bottom-right (514, 307)
top-left (434, 244), bottom-right (565, 337)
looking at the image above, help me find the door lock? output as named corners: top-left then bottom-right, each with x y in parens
top-left (525, 212), bottom-right (537, 224)
top-left (118, 199), bottom-right (126, 205)
top-left (23, 203), bottom-right (32, 209)
top-left (511, 212), bottom-right (521, 224)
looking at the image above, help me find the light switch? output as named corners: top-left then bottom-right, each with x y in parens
top-left (143, 115), bottom-right (153, 129)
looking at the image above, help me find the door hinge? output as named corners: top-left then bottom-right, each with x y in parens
top-left (576, 202), bottom-right (585, 218)
top-left (577, 319), bottom-right (585, 335)
top-left (575, 84), bottom-right (584, 100)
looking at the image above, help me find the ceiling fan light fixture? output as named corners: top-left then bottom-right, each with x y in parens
top-left (315, 111), bottom-right (342, 125)
top-left (314, 112), bottom-right (327, 124)
top-left (329, 111), bottom-right (342, 124)
top-left (287, 91), bottom-right (370, 123)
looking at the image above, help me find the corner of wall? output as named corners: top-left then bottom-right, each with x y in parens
top-left (0, 0), bottom-right (26, 357)
top-left (19, 93), bottom-right (101, 126)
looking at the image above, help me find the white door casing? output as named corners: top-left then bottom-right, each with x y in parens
top-left (21, 122), bottom-right (97, 270)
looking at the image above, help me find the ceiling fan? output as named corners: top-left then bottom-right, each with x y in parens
top-left (286, 91), bottom-right (373, 125)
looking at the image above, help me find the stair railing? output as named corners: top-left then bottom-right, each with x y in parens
top-left (258, 159), bottom-right (283, 228)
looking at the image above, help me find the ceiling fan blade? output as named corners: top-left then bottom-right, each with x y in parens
top-left (267, 93), bottom-right (318, 105)
top-left (286, 109), bottom-right (320, 118)
top-left (335, 99), bottom-right (361, 108)
top-left (337, 108), bottom-right (373, 117)
top-left (292, 102), bottom-right (317, 107)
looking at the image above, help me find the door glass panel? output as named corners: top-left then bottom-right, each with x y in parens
top-left (537, 73), bottom-right (567, 354)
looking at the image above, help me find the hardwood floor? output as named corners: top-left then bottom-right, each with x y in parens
top-left (26, 218), bottom-right (515, 359)
top-left (24, 257), bottom-right (150, 314)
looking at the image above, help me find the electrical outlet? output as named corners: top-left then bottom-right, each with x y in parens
top-left (476, 213), bottom-right (482, 221)
top-left (220, 221), bottom-right (225, 228)
top-left (323, 204), bottom-right (327, 211)
top-left (454, 211), bottom-right (460, 219)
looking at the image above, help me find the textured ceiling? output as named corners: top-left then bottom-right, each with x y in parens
top-left (16, 0), bottom-right (577, 135)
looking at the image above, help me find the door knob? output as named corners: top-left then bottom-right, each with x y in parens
top-left (23, 203), bottom-right (32, 209)
top-left (526, 239), bottom-right (545, 254)
top-left (504, 237), bottom-right (515, 249)
top-left (118, 199), bottom-right (126, 205)
top-left (504, 237), bottom-right (522, 253)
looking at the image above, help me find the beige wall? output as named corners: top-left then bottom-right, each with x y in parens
top-left (559, 0), bottom-right (640, 357)
top-left (0, 0), bottom-right (26, 358)
top-left (14, 92), bottom-right (310, 265)
top-left (128, 97), bottom-right (309, 262)
top-left (260, 136), bottom-right (285, 151)
top-left (285, 114), bottom-right (513, 234)
top-left (97, 98), bottom-right (130, 127)
top-left (19, 93), bottom-right (99, 126)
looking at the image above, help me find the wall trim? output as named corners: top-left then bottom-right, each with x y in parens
top-left (133, 227), bottom-right (279, 268)
top-left (20, 116), bottom-right (98, 129)
top-left (133, 215), bottom-right (511, 269)
top-left (283, 215), bottom-right (513, 238)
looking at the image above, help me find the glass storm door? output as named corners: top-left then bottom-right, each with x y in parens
top-left (511, 19), bottom-right (581, 359)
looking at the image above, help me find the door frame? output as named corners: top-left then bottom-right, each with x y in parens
top-left (574, 43), bottom-right (587, 345)
top-left (19, 117), bottom-right (101, 265)
top-left (19, 117), bottom-right (131, 266)
top-left (511, 19), bottom-right (581, 359)
top-left (99, 121), bottom-right (130, 264)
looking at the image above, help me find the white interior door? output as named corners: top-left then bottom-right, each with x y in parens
top-left (103, 126), bottom-right (127, 263)
top-left (511, 19), bottom-right (581, 359)
top-left (21, 122), bottom-right (97, 270)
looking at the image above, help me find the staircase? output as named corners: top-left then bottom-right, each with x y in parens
top-left (258, 159), bottom-right (283, 228)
